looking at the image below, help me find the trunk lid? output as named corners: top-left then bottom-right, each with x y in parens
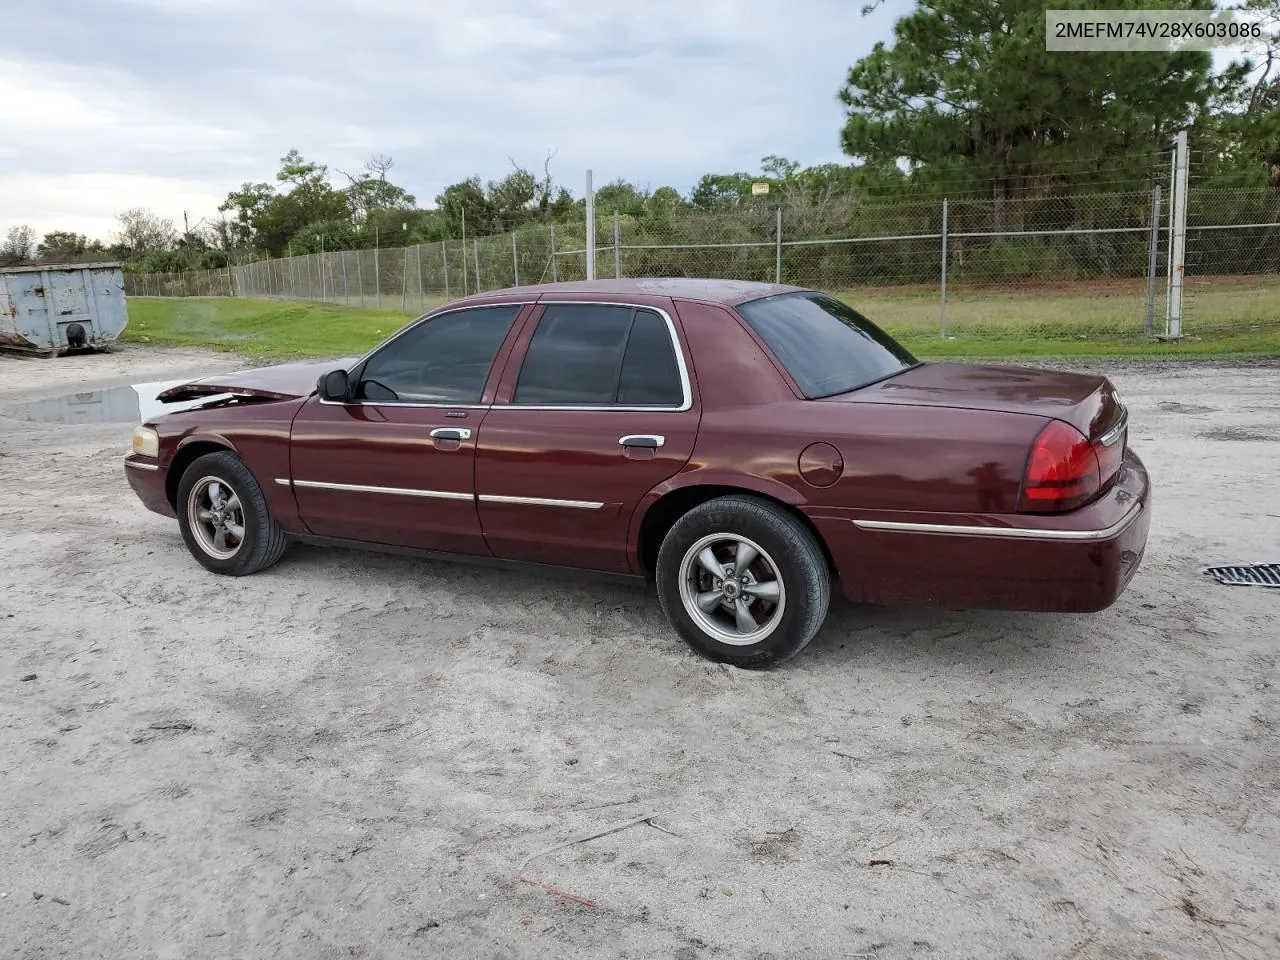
top-left (155, 358), bottom-right (358, 403)
top-left (830, 362), bottom-right (1125, 441)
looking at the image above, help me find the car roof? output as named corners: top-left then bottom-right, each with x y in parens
top-left (447, 277), bottom-right (811, 308)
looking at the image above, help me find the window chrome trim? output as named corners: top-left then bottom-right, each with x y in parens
top-left (124, 458), bottom-right (159, 471)
top-left (292, 479), bottom-right (473, 501)
top-left (504, 302), bottom-right (693, 412)
top-left (852, 503), bottom-right (1142, 542)
top-left (318, 300), bottom-right (537, 408)
top-left (318, 398), bottom-right (491, 409)
top-left (478, 494), bottom-right (604, 510)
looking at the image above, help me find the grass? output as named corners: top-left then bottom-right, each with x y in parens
top-left (123, 298), bottom-right (440, 359)
top-left (122, 275), bottom-right (1280, 362)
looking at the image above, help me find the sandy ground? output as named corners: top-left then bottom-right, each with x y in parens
top-left (1, 343), bottom-right (1278, 960)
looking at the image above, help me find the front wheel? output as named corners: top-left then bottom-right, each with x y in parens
top-left (655, 496), bottom-right (830, 668)
top-left (175, 451), bottom-right (288, 576)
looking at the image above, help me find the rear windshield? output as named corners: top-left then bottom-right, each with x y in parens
top-left (736, 292), bottom-right (918, 398)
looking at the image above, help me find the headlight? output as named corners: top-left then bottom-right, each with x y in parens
top-left (131, 425), bottom-right (159, 458)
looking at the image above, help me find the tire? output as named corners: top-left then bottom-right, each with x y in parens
top-left (655, 495), bottom-right (830, 668)
top-left (175, 451), bottom-right (288, 576)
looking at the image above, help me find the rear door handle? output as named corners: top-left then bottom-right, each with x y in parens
top-left (430, 427), bottom-right (472, 440)
top-left (619, 435), bottom-right (664, 448)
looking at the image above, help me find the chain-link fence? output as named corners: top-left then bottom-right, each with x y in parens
top-left (126, 184), bottom-right (1279, 344)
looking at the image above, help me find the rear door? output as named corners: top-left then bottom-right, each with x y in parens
top-left (474, 299), bottom-right (701, 573)
top-left (288, 302), bottom-right (528, 553)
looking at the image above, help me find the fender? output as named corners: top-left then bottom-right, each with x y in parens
top-left (625, 464), bottom-right (808, 574)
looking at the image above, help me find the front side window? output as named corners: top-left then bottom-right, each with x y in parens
top-left (735, 292), bottom-right (918, 399)
top-left (513, 304), bottom-right (684, 407)
top-left (355, 304), bottom-right (521, 404)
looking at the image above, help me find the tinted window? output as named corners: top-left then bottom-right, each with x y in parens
top-left (514, 304), bottom-right (683, 406)
top-left (736, 293), bottom-right (917, 398)
top-left (356, 305), bottom-right (521, 404)
top-left (617, 310), bottom-right (683, 406)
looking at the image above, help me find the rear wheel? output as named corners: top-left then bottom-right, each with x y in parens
top-left (655, 495), bottom-right (830, 668)
top-left (176, 451), bottom-right (288, 576)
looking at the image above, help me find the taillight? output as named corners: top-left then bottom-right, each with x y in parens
top-left (1018, 420), bottom-right (1101, 513)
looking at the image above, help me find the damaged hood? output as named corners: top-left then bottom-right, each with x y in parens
top-left (155, 358), bottom-right (358, 403)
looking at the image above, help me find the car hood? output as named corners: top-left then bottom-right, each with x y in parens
top-left (829, 362), bottom-right (1120, 437)
top-left (155, 357), bottom-right (359, 403)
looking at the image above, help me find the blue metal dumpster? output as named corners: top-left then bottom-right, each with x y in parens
top-left (0, 261), bottom-right (128, 355)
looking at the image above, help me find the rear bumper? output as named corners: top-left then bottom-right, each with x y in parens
top-left (808, 449), bottom-right (1151, 613)
top-left (124, 456), bottom-right (177, 519)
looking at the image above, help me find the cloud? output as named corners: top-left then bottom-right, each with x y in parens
top-left (0, 0), bottom-right (908, 240)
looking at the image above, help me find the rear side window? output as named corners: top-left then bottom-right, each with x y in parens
top-left (736, 292), bottom-right (918, 399)
top-left (514, 304), bottom-right (684, 406)
top-left (617, 310), bottom-right (683, 406)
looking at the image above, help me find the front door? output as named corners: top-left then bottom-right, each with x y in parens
top-left (474, 300), bottom-right (701, 573)
top-left (288, 303), bottom-right (526, 553)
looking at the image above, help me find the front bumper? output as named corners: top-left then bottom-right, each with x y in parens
top-left (809, 448), bottom-right (1151, 613)
top-left (124, 456), bottom-right (177, 518)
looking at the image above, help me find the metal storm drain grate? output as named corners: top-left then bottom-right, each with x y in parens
top-left (1201, 563), bottom-right (1280, 588)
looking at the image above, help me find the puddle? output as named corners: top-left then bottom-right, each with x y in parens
top-left (1, 378), bottom-right (230, 425)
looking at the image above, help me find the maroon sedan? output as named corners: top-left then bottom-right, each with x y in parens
top-left (124, 279), bottom-right (1150, 667)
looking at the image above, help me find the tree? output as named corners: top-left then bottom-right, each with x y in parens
top-left (276, 148), bottom-right (328, 188)
top-left (436, 177), bottom-right (495, 237)
top-left (837, 0), bottom-right (1217, 215)
top-left (339, 155), bottom-right (417, 220)
top-left (114, 208), bottom-right (177, 256)
top-left (218, 182), bottom-right (276, 248)
top-left (595, 179), bottom-right (650, 217)
top-left (689, 171), bottom-right (755, 210)
top-left (1204, 0), bottom-right (1280, 181)
top-left (37, 231), bottom-right (89, 258)
top-left (1, 225), bottom-right (36, 264)
top-left (233, 150), bottom-right (350, 257)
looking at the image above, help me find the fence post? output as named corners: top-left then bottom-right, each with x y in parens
top-left (401, 247), bottom-right (409, 312)
top-left (613, 211), bottom-right (621, 279)
top-left (939, 198), bottom-right (949, 339)
top-left (374, 245), bottom-right (381, 309)
top-left (473, 239), bottom-right (481, 293)
top-left (549, 225), bottom-right (558, 282)
top-left (441, 241), bottom-right (450, 300)
top-left (775, 207), bottom-right (782, 284)
top-left (341, 251), bottom-right (349, 306)
top-left (512, 231), bottom-right (520, 286)
top-left (460, 235), bottom-right (468, 295)
top-left (585, 169), bottom-right (596, 281)
top-left (1144, 183), bottom-right (1162, 338)
top-left (1166, 129), bottom-right (1189, 338)
top-left (416, 244), bottom-right (425, 310)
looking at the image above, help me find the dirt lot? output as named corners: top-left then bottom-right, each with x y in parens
top-left (2, 344), bottom-right (1277, 960)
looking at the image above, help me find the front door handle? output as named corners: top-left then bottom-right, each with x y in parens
top-left (619, 434), bottom-right (664, 448)
top-left (430, 427), bottom-right (472, 441)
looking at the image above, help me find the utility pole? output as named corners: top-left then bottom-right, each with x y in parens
top-left (1165, 130), bottom-right (1189, 339)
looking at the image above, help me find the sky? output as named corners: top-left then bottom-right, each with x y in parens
top-left (0, 0), bottom-right (912, 244)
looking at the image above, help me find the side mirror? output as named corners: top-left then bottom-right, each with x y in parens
top-left (317, 369), bottom-right (350, 403)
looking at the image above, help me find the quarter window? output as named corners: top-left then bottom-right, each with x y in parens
top-left (513, 304), bottom-right (684, 407)
top-left (355, 304), bottom-right (521, 404)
